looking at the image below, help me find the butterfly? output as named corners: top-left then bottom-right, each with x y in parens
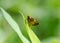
top-left (27, 16), bottom-right (39, 26)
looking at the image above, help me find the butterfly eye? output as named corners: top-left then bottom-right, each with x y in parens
top-left (27, 16), bottom-right (39, 26)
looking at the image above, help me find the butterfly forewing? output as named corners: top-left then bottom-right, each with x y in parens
top-left (27, 16), bottom-right (39, 26)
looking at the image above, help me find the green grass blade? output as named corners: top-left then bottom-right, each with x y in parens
top-left (20, 12), bottom-right (41, 43)
top-left (26, 24), bottom-right (41, 43)
top-left (0, 7), bottom-right (30, 43)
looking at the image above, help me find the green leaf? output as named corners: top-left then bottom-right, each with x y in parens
top-left (0, 7), bottom-right (30, 43)
top-left (20, 12), bottom-right (41, 43)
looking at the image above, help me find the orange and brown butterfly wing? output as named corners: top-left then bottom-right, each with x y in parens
top-left (32, 19), bottom-right (39, 26)
top-left (27, 16), bottom-right (39, 26)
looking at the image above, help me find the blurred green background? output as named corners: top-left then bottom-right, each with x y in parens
top-left (0, 0), bottom-right (60, 43)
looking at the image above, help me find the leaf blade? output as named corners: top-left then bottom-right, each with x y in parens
top-left (0, 8), bottom-right (30, 43)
